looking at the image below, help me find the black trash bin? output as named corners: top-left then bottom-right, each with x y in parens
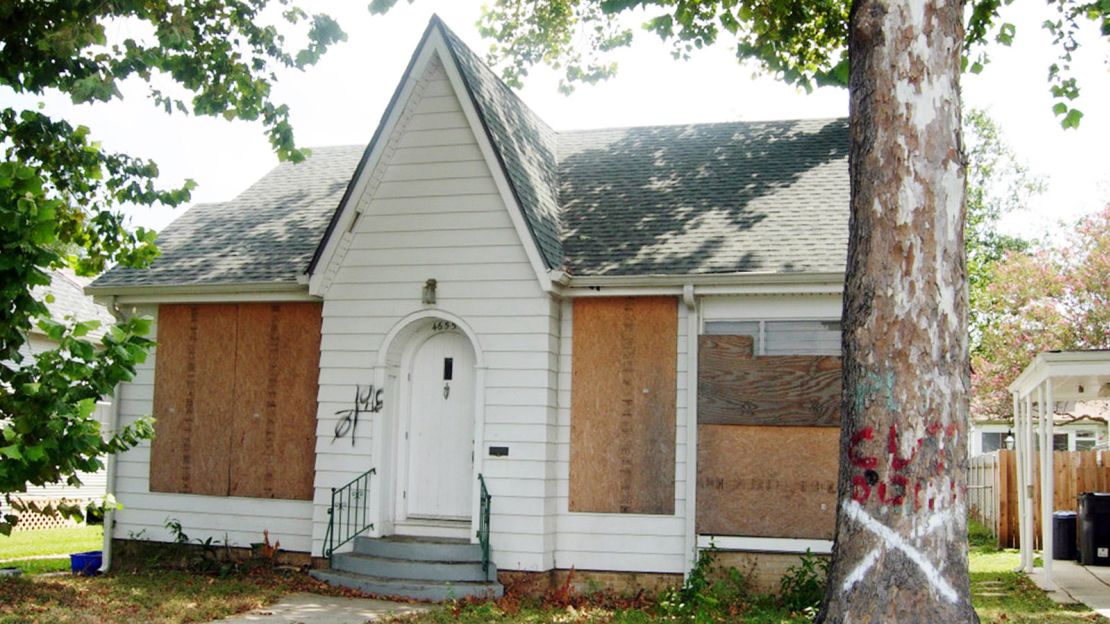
top-left (1078, 492), bottom-right (1110, 566)
top-left (1053, 511), bottom-right (1078, 560)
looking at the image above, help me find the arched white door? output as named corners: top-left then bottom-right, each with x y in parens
top-left (401, 330), bottom-right (475, 521)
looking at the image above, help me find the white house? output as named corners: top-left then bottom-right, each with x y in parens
top-left (968, 401), bottom-right (1109, 456)
top-left (88, 17), bottom-right (851, 597)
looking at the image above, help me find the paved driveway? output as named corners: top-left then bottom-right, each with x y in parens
top-left (1030, 560), bottom-right (1110, 617)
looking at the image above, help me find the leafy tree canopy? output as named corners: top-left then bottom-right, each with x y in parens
top-left (972, 206), bottom-right (1110, 417)
top-left (0, 1), bottom-right (345, 534)
top-left (964, 108), bottom-right (1043, 351)
top-left (370, 0), bottom-right (1108, 128)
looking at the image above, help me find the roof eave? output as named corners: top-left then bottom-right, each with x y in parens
top-left (1008, 350), bottom-right (1110, 393)
top-left (565, 271), bottom-right (845, 289)
top-left (85, 280), bottom-right (312, 299)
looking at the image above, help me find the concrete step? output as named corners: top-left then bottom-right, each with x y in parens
top-left (352, 535), bottom-right (483, 562)
top-left (332, 552), bottom-right (497, 583)
top-left (309, 568), bottom-right (503, 602)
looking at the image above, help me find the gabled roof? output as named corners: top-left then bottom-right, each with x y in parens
top-left (32, 268), bottom-right (116, 339)
top-left (90, 146), bottom-right (362, 292)
top-left (437, 21), bottom-right (563, 270)
top-left (559, 119), bottom-right (848, 276)
top-left (305, 17), bottom-right (563, 278)
top-left (90, 16), bottom-right (849, 295)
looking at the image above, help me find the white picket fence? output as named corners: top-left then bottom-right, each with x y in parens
top-left (968, 452), bottom-right (999, 536)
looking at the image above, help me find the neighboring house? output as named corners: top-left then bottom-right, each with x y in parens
top-left (969, 401), bottom-right (1109, 456)
top-left (88, 17), bottom-right (855, 596)
top-left (16, 268), bottom-right (115, 529)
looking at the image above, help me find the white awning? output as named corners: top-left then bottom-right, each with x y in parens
top-left (1011, 350), bottom-right (1110, 590)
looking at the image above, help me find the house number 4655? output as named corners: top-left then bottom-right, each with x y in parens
top-left (432, 320), bottom-right (457, 332)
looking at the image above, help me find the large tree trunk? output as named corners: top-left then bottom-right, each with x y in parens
top-left (817, 0), bottom-right (977, 621)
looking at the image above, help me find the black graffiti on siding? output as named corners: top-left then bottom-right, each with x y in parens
top-left (332, 385), bottom-right (384, 446)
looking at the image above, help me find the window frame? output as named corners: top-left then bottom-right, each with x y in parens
top-left (702, 318), bottom-right (841, 357)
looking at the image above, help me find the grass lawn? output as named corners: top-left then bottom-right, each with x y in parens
top-left (0, 526), bottom-right (103, 575)
top-left (0, 567), bottom-right (346, 624)
top-left (969, 546), bottom-right (1105, 623)
top-left (0, 522), bottom-right (1106, 623)
top-left (384, 534), bottom-right (1110, 624)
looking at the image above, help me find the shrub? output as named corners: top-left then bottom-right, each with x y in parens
top-left (778, 549), bottom-right (829, 613)
top-left (656, 547), bottom-right (753, 621)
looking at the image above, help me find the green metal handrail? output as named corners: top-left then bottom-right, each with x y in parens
top-left (477, 473), bottom-right (492, 575)
top-left (324, 467), bottom-right (376, 559)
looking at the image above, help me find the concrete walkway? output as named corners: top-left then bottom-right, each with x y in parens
top-left (1030, 561), bottom-right (1110, 617)
top-left (208, 593), bottom-right (429, 624)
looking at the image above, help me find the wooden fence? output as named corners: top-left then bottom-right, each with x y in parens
top-left (968, 449), bottom-right (1110, 548)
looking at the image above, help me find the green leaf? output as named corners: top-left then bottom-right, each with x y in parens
top-left (130, 316), bottom-right (153, 335)
top-left (73, 320), bottom-right (101, 337)
top-left (1062, 108), bottom-right (1084, 129)
top-left (996, 22), bottom-right (1016, 46)
top-left (37, 318), bottom-right (66, 341)
top-left (76, 398), bottom-right (97, 419)
top-left (0, 445), bottom-right (23, 460)
top-left (24, 445), bottom-right (46, 462)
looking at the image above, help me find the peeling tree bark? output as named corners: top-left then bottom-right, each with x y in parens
top-left (817, 0), bottom-right (977, 622)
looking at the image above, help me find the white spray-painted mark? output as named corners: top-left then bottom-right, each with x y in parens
top-left (841, 545), bottom-right (882, 592)
top-left (840, 500), bottom-right (958, 603)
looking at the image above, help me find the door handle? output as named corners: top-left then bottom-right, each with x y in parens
top-left (443, 382), bottom-right (450, 399)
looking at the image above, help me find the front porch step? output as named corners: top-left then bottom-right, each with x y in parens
top-left (332, 552), bottom-right (497, 583)
top-left (312, 535), bottom-right (502, 602)
top-left (353, 535), bottom-right (483, 562)
top-left (309, 568), bottom-right (503, 602)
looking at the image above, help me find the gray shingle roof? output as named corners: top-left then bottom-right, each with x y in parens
top-left (90, 17), bottom-right (849, 293)
top-left (558, 119), bottom-right (849, 276)
top-left (439, 21), bottom-right (564, 269)
top-left (91, 146), bottom-right (362, 290)
top-left (32, 269), bottom-right (117, 339)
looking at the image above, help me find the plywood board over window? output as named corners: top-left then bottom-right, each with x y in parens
top-left (151, 303), bottom-right (321, 501)
top-left (569, 296), bottom-right (677, 515)
top-left (149, 304), bottom-right (237, 496)
top-left (229, 303), bottom-right (320, 500)
top-left (696, 425), bottom-right (839, 538)
top-left (698, 335), bottom-right (839, 427)
top-left (695, 332), bottom-right (842, 538)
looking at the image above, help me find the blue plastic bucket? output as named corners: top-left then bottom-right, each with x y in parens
top-left (69, 551), bottom-right (102, 576)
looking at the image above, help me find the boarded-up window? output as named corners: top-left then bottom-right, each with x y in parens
top-left (697, 334), bottom-right (840, 427)
top-left (695, 329), bottom-right (841, 538)
top-left (150, 303), bottom-right (321, 500)
top-left (569, 297), bottom-right (677, 515)
top-left (697, 424), bottom-right (839, 538)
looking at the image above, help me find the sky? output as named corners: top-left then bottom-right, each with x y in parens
top-left (2, 1), bottom-right (1107, 241)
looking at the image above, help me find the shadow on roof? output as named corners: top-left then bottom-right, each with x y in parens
top-left (95, 152), bottom-right (357, 288)
top-left (558, 118), bottom-right (850, 276)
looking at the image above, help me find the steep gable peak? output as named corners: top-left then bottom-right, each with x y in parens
top-left (307, 16), bottom-right (561, 296)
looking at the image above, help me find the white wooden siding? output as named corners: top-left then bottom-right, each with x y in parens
top-left (700, 294), bottom-right (842, 324)
top-left (109, 306), bottom-right (315, 551)
top-left (551, 300), bottom-right (690, 574)
top-left (312, 57), bottom-right (558, 571)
